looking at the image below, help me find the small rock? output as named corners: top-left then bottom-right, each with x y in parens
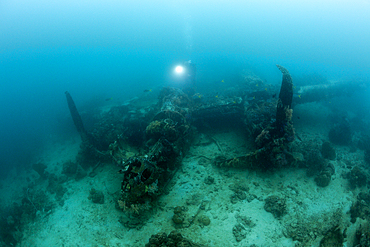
top-left (88, 188), bottom-right (104, 204)
top-left (204, 176), bottom-right (215, 185)
top-left (198, 215), bottom-right (211, 226)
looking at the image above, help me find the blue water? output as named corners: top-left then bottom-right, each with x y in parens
top-left (1, 0), bottom-right (370, 177)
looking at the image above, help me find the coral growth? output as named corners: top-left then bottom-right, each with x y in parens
top-left (354, 221), bottom-right (370, 246)
top-left (88, 188), bottom-right (104, 204)
top-left (145, 231), bottom-right (204, 247)
top-left (305, 148), bottom-right (327, 177)
top-left (346, 166), bottom-right (368, 189)
top-left (145, 120), bottom-right (163, 140)
top-left (285, 108), bottom-right (293, 122)
top-left (319, 225), bottom-right (344, 247)
top-left (232, 214), bottom-right (255, 242)
top-left (314, 162), bottom-right (335, 187)
top-left (264, 195), bottom-right (287, 219)
top-left (314, 171), bottom-right (332, 187)
top-left (0, 188), bottom-right (56, 246)
top-left (255, 129), bottom-right (270, 148)
top-left (350, 193), bottom-right (370, 223)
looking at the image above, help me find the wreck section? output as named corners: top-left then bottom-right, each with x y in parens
top-left (113, 87), bottom-right (194, 213)
top-left (65, 65), bottom-right (298, 215)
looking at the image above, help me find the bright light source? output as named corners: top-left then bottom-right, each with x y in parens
top-left (175, 65), bottom-right (184, 74)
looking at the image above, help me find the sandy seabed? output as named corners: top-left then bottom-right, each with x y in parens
top-left (1, 102), bottom-right (368, 247)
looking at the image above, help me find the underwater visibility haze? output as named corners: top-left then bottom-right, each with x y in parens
top-left (1, 0), bottom-right (370, 246)
top-left (1, 0), bottom-right (369, 175)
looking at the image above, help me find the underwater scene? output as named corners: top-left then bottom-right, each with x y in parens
top-left (1, 0), bottom-right (370, 246)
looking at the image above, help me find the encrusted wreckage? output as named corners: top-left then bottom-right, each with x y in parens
top-left (114, 87), bottom-right (194, 213)
top-left (215, 65), bottom-right (296, 169)
top-left (65, 65), bottom-right (298, 215)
